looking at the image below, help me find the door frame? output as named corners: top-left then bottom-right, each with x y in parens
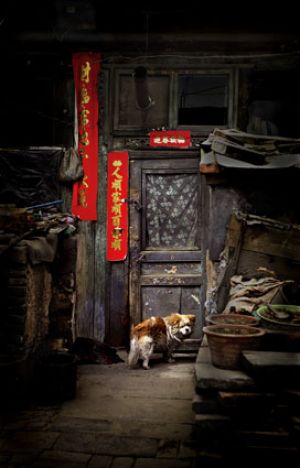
top-left (128, 150), bottom-right (203, 334)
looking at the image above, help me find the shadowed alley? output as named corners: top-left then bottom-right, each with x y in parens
top-left (0, 352), bottom-right (197, 467)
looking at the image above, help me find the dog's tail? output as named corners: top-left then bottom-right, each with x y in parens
top-left (128, 327), bottom-right (140, 368)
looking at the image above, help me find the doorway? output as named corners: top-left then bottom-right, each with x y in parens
top-left (128, 152), bottom-right (203, 344)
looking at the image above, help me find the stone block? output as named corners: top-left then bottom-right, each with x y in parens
top-left (195, 362), bottom-right (255, 393)
top-left (54, 432), bottom-right (158, 457)
top-left (195, 414), bottom-right (232, 449)
top-left (110, 457), bottom-right (134, 468)
top-left (10, 452), bottom-right (40, 466)
top-left (134, 459), bottom-right (191, 468)
top-left (241, 351), bottom-right (300, 386)
top-left (195, 414), bottom-right (231, 430)
top-left (0, 431), bottom-right (59, 453)
top-left (235, 429), bottom-right (292, 447)
top-left (38, 450), bottom-right (91, 465)
top-left (156, 439), bottom-right (179, 458)
top-left (192, 393), bottom-right (219, 414)
top-left (88, 455), bottom-right (113, 468)
top-left (178, 440), bottom-right (197, 459)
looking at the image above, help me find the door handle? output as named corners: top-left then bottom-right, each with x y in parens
top-left (123, 198), bottom-right (143, 211)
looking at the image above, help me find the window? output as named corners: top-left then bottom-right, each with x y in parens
top-left (114, 70), bottom-right (170, 132)
top-left (113, 68), bottom-right (233, 133)
top-left (178, 74), bottom-right (229, 126)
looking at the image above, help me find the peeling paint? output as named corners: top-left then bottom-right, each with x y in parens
top-left (164, 265), bottom-right (177, 274)
top-left (191, 294), bottom-right (200, 304)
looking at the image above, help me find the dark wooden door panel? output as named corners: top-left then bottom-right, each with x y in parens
top-left (141, 285), bottom-right (202, 337)
top-left (129, 153), bottom-right (203, 340)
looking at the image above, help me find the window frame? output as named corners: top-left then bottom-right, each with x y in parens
top-left (112, 67), bottom-right (173, 134)
top-left (174, 69), bottom-right (234, 132)
top-left (112, 66), bottom-right (235, 135)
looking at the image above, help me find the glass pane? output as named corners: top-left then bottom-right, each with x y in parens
top-left (118, 75), bottom-right (170, 128)
top-left (178, 75), bottom-right (228, 125)
top-left (145, 173), bottom-right (198, 248)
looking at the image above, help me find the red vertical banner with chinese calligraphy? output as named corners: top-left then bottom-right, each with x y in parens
top-left (72, 52), bottom-right (100, 220)
top-left (106, 152), bottom-right (129, 261)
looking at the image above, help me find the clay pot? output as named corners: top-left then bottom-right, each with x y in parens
top-left (205, 313), bottom-right (259, 327)
top-left (203, 324), bottom-right (265, 370)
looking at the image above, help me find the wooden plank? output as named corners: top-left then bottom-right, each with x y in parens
top-left (128, 159), bottom-right (142, 326)
top-left (216, 213), bottom-right (245, 312)
top-left (94, 70), bottom-right (110, 342)
top-left (226, 213), bottom-right (244, 249)
top-left (129, 150), bottom-right (199, 160)
top-left (141, 251), bottom-right (203, 262)
top-left (75, 224), bottom-right (95, 338)
top-left (142, 262), bottom-right (202, 274)
top-left (243, 225), bottom-right (300, 262)
top-left (237, 249), bottom-right (300, 281)
top-left (179, 338), bottom-right (201, 350)
top-left (205, 250), bottom-right (217, 292)
top-left (140, 274), bottom-right (202, 286)
top-left (108, 261), bottom-right (129, 347)
top-left (208, 186), bottom-right (242, 261)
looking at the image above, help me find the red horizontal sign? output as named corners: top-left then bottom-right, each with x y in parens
top-left (150, 130), bottom-right (191, 148)
top-left (106, 152), bottom-right (129, 261)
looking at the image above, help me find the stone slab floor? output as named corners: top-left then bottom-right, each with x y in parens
top-left (0, 351), bottom-right (197, 467)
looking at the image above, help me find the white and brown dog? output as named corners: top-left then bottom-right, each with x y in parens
top-left (128, 313), bottom-right (196, 369)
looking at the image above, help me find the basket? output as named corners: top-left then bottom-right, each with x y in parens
top-left (203, 324), bottom-right (265, 370)
top-left (205, 313), bottom-right (259, 326)
top-left (255, 304), bottom-right (300, 331)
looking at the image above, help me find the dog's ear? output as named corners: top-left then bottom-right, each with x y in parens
top-left (187, 314), bottom-right (196, 323)
top-left (167, 314), bottom-right (181, 325)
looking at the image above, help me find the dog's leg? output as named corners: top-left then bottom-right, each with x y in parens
top-left (128, 337), bottom-right (140, 368)
top-left (163, 346), bottom-right (175, 363)
top-left (140, 336), bottom-right (154, 370)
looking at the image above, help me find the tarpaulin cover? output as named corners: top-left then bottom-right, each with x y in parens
top-left (224, 275), bottom-right (294, 314)
top-left (0, 148), bottom-right (63, 207)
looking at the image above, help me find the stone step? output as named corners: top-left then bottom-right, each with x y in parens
top-left (195, 347), bottom-right (255, 393)
top-left (192, 393), bottom-right (220, 414)
top-left (241, 351), bottom-right (300, 385)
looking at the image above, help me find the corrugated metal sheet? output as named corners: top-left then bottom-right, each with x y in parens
top-left (200, 129), bottom-right (300, 170)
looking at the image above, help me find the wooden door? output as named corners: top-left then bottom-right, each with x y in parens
top-left (129, 152), bottom-right (203, 343)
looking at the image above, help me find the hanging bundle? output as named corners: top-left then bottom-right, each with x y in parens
top-left (58, 147), bottom-right (84, 183)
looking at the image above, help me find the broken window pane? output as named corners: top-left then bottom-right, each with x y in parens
top-left (178, 75), bottom-right (228, 126)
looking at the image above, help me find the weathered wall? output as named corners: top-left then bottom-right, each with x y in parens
top-left (2, 21), bottom-right (300, 344)
top-left (201, 169), bottom-right (300, 315)
top-left (0, 245), bottom-right (52, 359)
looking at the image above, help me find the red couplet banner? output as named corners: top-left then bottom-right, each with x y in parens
top-left (72, 52), bottom-right (101, 220)
top-left (106, 152), bottom-right (129, 261)
top-left (150, 130), bottom-right (191, 149)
